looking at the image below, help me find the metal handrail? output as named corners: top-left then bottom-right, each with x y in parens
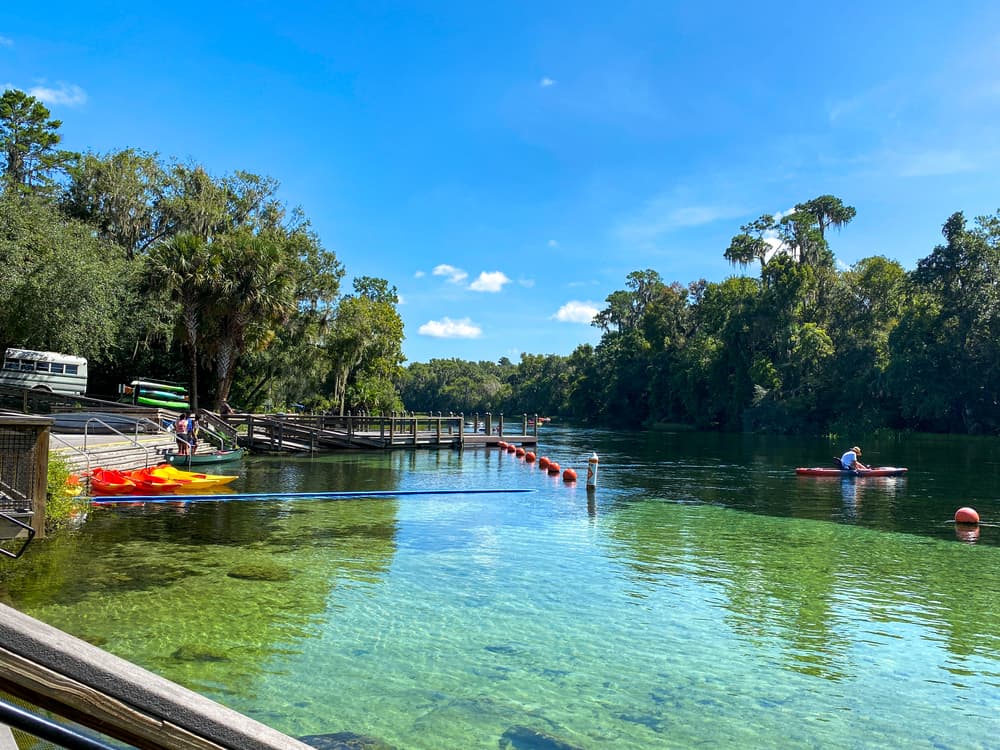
top-left (0, 514), bottom-right (35, 558)
top-left (47, 432), bottom-right (93, 476)
top-left (0, 696), bottom-right (117, 749)
top-left (82, 418), bottom-right (152, 466)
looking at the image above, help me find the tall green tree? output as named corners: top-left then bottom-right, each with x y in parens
top-left (161, 163), bottom-right (230, 241)
top-left (146, 233), bottom-right (215, 409)
top-left (0, 89), bottom-right (77, 198)
top-left (0, 195), bottom-right (135, 362)
top-left (724, 214), bottom-right (778, 270)
top-left (889, 211), bottom-right (1000, 433)
top-left (202, 231), bottom-right (298, 409)
top-left (795, 195), bottom-right (857, 242)
top-left (62, 148), bottom-right (171, 258)
top-left (326, 277), bottom-right (405, 415)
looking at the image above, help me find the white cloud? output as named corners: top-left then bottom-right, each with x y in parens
top-left (897, 149), bottom-right (977, 177)
top-left (469, 271), bottom-right (511, 293)
top-left (552, 301), bottom-right (599, 324)
top-left (547, 239), bottom-right (559, 247)
top-left (0, 36), bottom-right (13, 48)
top-left (518, 278), bottom-right (535, 288)
top-left (396, 293), bottom-right (406, 305)
top-left (414, 270), bottom-right (425, 278)
top-left (27, 82), bottom-right (87, 107)
top-left (432, 264), bottom-right (468, 284)
top-left (540, 77), bottom-right (557, 88)
top-left (618, 195), bottom-right (745, 243)
top-left (418, 317), bottom-right (482, 339)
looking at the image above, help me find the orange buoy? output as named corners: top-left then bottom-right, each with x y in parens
top-left (538, 457), bottom-right (550, 469)
top-left (563, 468), bottom-right (577, 482)
top-left (506, 444), bottom-right (517, 453)
top-left (547, 462), bottom-right (561, 475)
top-left (498, 441), bottom-right (507, 449)
top-left (955, 507), bottom-right (980, 524)
top-left (515, 447), bottom-right (525, 457)
top-left (525, 452), bottom-right (536, 462)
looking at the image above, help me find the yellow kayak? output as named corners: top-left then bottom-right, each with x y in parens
top-left (149, 464), bottom-right (239, 488)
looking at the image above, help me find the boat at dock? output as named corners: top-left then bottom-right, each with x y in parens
top-left (164, 448), bottom-right (244, 466)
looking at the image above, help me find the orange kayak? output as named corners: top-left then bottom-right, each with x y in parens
top-left (89, 468), bottom-right (138, 494)
top-left (124, 468), bottom-right (184, 492)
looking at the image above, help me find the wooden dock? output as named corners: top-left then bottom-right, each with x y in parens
top-left (217, 412), bottom-right (540, 453)
top-left (42, 408), bottom-right (543, 477)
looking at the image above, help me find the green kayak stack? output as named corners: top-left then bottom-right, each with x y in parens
top-left (128, 379), bottom-right (190, 410)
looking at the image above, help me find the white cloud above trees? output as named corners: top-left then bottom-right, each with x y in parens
top-left (552, 301), bottom-right (599, 324)
top-left (418, 317), bottom-right (482, 338)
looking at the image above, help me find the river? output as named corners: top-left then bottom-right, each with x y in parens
top-left (2, 427), bottom-right (998, 749)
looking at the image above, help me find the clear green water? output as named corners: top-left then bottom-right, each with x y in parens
top-left (2, 428), bottom-right (999, 749)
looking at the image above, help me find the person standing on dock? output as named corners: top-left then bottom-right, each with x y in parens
top-left (188, 412), bottom-right (200, 454)
top-left (174, 412), bottom-right (190, 455)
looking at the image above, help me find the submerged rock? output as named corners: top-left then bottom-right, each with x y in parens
top-left (499, 725), bottom-right (584, 750)
top-left (298, 732), bottom-right (396, 750)
top-left (226, 564), bottom-right (293, 581)
top-left (170, 645), bottom-right (230, 663)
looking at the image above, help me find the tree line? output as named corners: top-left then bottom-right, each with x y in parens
top-left (399, 198), bottom-right (1000, 436)
top-left (4, 87), bottom-right (997, 435)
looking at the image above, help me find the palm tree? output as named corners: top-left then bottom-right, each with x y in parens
top-left (203, 231), bottom-right (296, 409)
top-left (146, 233), bottom-right (215, 410)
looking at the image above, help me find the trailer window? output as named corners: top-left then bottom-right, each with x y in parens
top-left (50, 363), bottom-right (64, 374)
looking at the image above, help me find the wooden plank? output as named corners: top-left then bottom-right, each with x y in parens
top-left (0, 604), bottom-right (313, 750)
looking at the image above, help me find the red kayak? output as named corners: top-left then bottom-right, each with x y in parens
top-left (796, 467), bottom-right (908, 477)
top-left (89, 467), bottom-right (184, 494)
top-left (89, 467), bottom-right (139, 494)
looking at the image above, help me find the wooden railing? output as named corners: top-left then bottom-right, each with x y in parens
top-left (0, 603), bottom-right (313, 750)
top-left (223, 412), bottom-right (541, 452)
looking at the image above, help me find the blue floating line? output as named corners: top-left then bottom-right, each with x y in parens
top-left (88, 488), bottom-right (535, 504)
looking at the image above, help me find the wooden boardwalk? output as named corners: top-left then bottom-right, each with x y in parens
top-left (215, 412), bottom-right (541, 453)
top-left (37, 406), bottom-right (544, 477)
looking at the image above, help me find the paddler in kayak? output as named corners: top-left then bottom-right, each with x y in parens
top-left (840, 446), bottom-right (870, 472)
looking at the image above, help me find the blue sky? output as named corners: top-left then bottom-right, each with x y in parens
top-left (3, 1), bottom-right (999, 363)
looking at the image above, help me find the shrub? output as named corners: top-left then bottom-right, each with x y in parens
top-left (45, 454), bottom-right (87, 532)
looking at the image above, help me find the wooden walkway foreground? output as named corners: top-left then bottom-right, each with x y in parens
top-left (0, 602), bottom-right (313, 750)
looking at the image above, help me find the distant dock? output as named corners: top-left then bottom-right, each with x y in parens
top-left (225, 412), bottom-right (540, 452)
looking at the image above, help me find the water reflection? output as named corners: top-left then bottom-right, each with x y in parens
top-left (604, 499), bottom-right (1000, 679)
top-left (955, 523), bottom-right (981, 544)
